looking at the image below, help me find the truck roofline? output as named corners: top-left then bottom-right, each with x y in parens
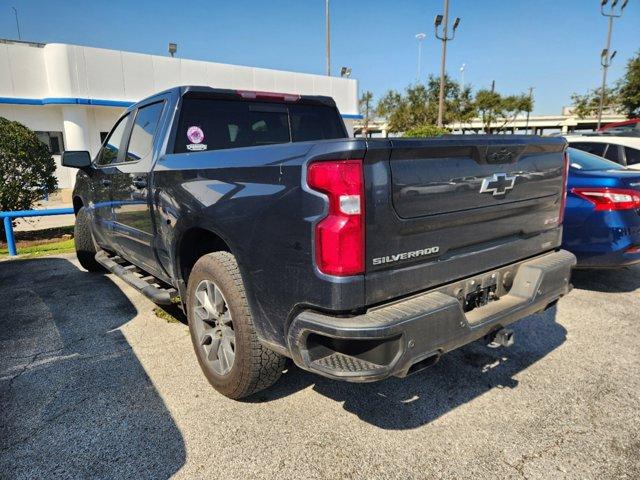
top-left (127, 85), bottom-right (338, 113)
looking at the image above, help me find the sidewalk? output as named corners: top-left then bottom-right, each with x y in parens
top-left (13, 198), bottom-right (76, 232)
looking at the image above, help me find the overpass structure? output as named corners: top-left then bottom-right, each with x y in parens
top-left (354, 108), bottom-right (627, 137)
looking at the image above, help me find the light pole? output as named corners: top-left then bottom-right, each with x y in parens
top-left (459, 63), bottom-right (466, 89)
top-left (597, 0), bottom-right (629, 129)
top-left (415, 33), bottom-right (426, 82)
top-left (434, 0), bottom-right (461, 128)
top-left (525, 86), bottom-right (534, 135)
top-left (325, 0), bottom-right (331, 76)
top-left (11, 7), bottom-right (21, 40)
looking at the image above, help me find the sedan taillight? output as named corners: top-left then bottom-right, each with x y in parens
top-left (307, 160), bottom-right (364, 276)
top-left (559, 151), bottom-right (570, 224)
top-left (572, 187), bottom-right (640, 211)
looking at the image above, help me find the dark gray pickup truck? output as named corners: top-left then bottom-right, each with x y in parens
top-left (63, 86), bottom-right (576, 399)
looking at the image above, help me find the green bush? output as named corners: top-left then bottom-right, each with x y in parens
top-left (0, 117), bottom-right (58, 235)
top-left (403, 124), bottom-right (449, 138)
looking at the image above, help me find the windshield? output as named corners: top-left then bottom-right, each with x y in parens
top-left (567, 147), bottom-right (624, 171)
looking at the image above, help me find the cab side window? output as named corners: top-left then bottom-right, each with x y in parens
top-left (97, 114), bottom-right (130, 165)
top-left (125, 102), bottom-right (165, 162)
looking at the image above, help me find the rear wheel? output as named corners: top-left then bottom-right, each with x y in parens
top-left (74, 207), bottom-right (105, 273)
top-left (186, 251), bottom-right (286, 399)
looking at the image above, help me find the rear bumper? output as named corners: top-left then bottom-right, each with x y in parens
top-left (573, 248), bottom-right (640, 268)
top-left (287, 250), bottom-right (576, 382)
top-left (563, 212), bottom-right (640, 268)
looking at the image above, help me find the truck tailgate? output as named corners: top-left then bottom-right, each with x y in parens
top-left (364, 136), bottom-right (567, 305)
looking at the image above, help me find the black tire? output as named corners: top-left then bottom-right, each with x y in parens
top-left (74, 207), bottom-right (105, 273)
top-left (186, 251), bottom-right (286, 399)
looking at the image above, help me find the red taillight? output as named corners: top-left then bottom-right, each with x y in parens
top-left (236, 90), bottom-right (300, 102)
top-left (307, 160), bottom-right (364, 276)
top-left (559, 151), bottom-right (570, 224)
top-left (572, 187), bottom-right (640, 211)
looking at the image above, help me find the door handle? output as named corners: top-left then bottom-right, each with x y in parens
top-left (132, 177), bottom-right (147, 189)
top-left (101, 179), bottom-right (112, 187)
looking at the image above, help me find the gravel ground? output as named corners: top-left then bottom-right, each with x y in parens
top-left (1, 254), bottom-right (638, 479)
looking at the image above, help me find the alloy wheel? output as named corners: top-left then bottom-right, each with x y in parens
top-left (193, 280), bottom-right (235, 376)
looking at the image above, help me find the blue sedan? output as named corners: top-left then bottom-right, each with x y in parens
top-left (562, 147), bottom-right (640, 268)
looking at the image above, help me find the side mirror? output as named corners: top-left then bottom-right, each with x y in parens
top-left (62, 150), bottom-right (92, 169)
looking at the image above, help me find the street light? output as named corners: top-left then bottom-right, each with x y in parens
top-left (434, 0), bottom-right (461, 128)
top-left (596, 0), bottom-right (629, 129)
top-left (415, 33), bottom-right (426, 82)
top-left (459, 63), bottom-right (466, 89)
top-left (340, 66), bottom-right (351, 78)
top-left (11, 6), bottom-right (21, 40)
top-left (168, 43), bottom-right (177, 57)
top-left (325, 0), bottom-right (331, 76)
top-left (525, 86), bottom-right (534, 135)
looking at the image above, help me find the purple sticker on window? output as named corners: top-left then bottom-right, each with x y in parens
top-left (187, 126), bottom-right (204, 144)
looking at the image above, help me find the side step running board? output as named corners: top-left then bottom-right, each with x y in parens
top-left (95, 251), bottom-right (177, 305)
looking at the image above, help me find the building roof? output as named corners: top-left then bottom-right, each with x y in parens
top-left (0, 40), bottom-right (361, 119)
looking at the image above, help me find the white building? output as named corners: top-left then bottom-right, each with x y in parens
top-left (0, 39), bottom-right (360, 197)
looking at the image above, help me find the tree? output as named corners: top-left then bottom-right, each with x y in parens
top-left (474, 89), bottom-right (502, 133)
top-left (570, 86), bottom-right (620, 118)
top-left (403, 125), bottom-right (449, 137)
top-left (425, 74), bottom-right (476, 125)
top-left (375, 74), bottom-right (476, 133)
top-left (0, 117), bottom-right (57, 235)
top-left (496, 94), bottom-right (533, 131)
top-left (375, 84), bottom-right (429, 133)
top-left (359, 91), bottom-right (374, 137)
top-left (375, 89), bottom-right (403, 119)
top-left (474, 89), bottom-right (532, 133)
top-left (619, 50), bottom-right (640, 117)
top-left (572, 51), bottom-right (640, 119)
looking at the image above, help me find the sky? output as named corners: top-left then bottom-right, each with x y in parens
top-left (1, 0), bottom-right (638, 115)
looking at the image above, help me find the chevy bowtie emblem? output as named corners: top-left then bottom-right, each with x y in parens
top-left (479, 173), bottom-right (516, 197)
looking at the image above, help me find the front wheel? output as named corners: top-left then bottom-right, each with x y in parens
top-left (186, 251), bottom-right (286, 399)
top-left (74, 207), bottom-right (105, 273)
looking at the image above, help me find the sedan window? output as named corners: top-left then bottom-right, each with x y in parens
top-left (604, 144), bottom-right (621, 163)
top-left (624, 147), bottom-right (640, 166)
top-left (568, 147), bottom-right (624, 171)
top-left (569, 142), bottom-right (606, 157)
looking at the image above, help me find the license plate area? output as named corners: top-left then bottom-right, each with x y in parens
top-left (464, 283), bottom-right (497, 311)
top-left (458, 273), bottom-right (502, 313)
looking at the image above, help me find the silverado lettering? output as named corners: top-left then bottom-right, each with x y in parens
top-left (372, 247), bottom-right (440, 265)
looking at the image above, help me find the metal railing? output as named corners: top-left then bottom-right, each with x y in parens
top-left (1, 208), bottom-right (74, 256)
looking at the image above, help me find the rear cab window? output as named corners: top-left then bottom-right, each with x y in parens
top-left (173, 97), bottom-right (347, 154)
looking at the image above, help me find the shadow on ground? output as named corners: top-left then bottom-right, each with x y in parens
top-left (0, 258), bottom-right (186, 479)
top-left (255, 305), bottom-right (566, 430)
top-left (570, 264), bottom-right (640, 293)
top-left (0, 255), bottom-right (574, 453)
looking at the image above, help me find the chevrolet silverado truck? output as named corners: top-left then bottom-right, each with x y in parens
top-left (62, 86), bottom-right (576, 399)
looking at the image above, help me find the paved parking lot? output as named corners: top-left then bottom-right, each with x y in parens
top-left (1, 254), bottom-right (638, 479)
